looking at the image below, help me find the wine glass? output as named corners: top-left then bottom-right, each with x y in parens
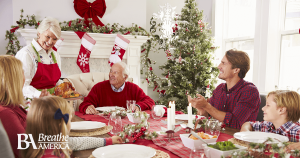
top-left (108, 113), bottom-right (122, 135)
top-left (190, 148), bottom-right (204, 158)
top-left (151, 105), bottom-right (165, 119)
top-left (126, 100), bottom-right (136, 112)
top-left (205, 119), bottom-right (221, 137)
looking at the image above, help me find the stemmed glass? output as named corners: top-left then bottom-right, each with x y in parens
top-left (108, 113), bottom-right (122, 135)
top-left (151, 105), bottom-right (165, 120)
top-left (126, 100), bottom-right (136, 112)
top-left (205, 119), bottom-right (221, 137)
top-left (190, 148), bottom-right (204, 158)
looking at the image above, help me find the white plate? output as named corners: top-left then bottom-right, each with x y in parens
top-left (234, 131), bottom-right (289, 143)
top-left (71, 121), bottom-right (106, 130)
top-left (95, 106), bottom-right (125, 111)
top-left (92, 144), bottom-right (156, 158)
top-left (174, 114), bottom-right (202, 120)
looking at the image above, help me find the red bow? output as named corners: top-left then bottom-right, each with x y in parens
top-left (73, 0), bottom-right (106, 27)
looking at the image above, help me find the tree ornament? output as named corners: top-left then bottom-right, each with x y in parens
top-left (74, 0), bottom-right (106, 26)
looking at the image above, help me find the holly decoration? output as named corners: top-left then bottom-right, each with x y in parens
top-left (118, 111), bottom-right (158, 143)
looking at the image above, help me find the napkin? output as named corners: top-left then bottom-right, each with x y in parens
top-left (163, 107), bottom-right (184, 117)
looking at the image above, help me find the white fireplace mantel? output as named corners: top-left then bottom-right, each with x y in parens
top-left (17, 29), bottom-right (149, 93)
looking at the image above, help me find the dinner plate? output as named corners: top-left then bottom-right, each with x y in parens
top-left (92, 144), bottom-right (156, 158)
top-left (174, 114), bottom-right (202, 120)
top-left (95, 106), bottom-right (125, 111)
top-left (234, 131), bottom-right (289, 143)
top-left (71, 121), bottom-right (106, 130)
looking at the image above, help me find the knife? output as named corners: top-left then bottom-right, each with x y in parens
top-left (191, 131), bottom-right (208, 144)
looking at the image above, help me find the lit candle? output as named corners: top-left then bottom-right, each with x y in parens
top-left (167, 103), bottom-right (172, 130)
top-left (188, 103), bottom-right (193, 128)
top-left (171, 101), bottom-right (175, 126)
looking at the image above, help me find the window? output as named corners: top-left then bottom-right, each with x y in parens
top-left (279, 0), bottom-right (300, 91)
top-left (214, 0), bottom-right (256, 83)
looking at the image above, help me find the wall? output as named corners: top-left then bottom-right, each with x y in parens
top-left (0, 0), bottom-right (213, 100)
top-left (0, 0), bottom-right (13, 55)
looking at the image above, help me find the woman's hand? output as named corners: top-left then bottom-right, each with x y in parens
top-left (112, 136), bottom-right (123, 144)
top-left (39, 89), bottom-right (52, 98)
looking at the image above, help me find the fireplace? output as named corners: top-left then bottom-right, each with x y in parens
top-left (18, 29), bottom-right (149, 93)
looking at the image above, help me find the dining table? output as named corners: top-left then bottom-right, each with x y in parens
top-left (71, 110), bottom-right (240, 158)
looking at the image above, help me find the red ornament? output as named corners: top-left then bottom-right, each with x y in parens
top-left (73, 0), bottom-right (106, 26)
top-left (149, 67), bottom-right (153, 71)
top-left (207, 85), bottom-right (210, 88)
top-left (124, 31), bottom-right (131, 35)
top-left (146, 78), bottom-right (149, 83)
top-left (10, 26), bottom-right (19, 33)
top-left (141, 49), bottom-right (146, 53)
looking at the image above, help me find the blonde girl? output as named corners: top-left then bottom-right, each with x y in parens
top-left (21, 96), bottom-right (122, 158)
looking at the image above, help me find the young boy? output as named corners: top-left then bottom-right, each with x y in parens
top-left (241, 90), bottom-right (300, 144)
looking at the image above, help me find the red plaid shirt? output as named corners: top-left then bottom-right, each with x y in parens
top-left (209, 79), bottom-right (260, 129)
top-left (250, 121), bottom-right (300, 142)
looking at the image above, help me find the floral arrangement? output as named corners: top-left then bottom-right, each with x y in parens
top-left (226, 137), bottom-right (300, 158)
top-left (193, 116), bottom-right (225, 131)
top-left (118, 111), bottom-right (158, 143)
top-left (103, 108), bottom-right (127, 119)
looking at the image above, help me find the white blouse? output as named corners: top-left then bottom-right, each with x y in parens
top-left (15, 39), bottom-right (63, 99)
top-left (68, 137), bottom-right (107, 151)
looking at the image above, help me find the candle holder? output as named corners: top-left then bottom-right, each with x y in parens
top-left (166, 130), bottom-right (175, 142)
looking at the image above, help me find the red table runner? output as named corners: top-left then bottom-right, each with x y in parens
top-left (75, 111), bottom-right (234, 158)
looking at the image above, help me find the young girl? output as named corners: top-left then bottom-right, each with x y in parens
top-left (21, 96), bottom-right (122, 158)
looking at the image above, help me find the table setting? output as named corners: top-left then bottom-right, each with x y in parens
top-left (70, 100), bottom-right (297, 158)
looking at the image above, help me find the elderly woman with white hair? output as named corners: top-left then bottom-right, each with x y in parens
top-left (16, 17), bottom-right (63, 98)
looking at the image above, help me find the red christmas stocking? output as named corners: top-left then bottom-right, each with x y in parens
top-left (75, 32), bottom-right (96, 73)
top-left (108, 34), bottom-right (130, 66)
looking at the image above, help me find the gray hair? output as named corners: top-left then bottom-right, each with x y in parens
top-left (37, 17), bottom-right (61, 38)
top-left (115, 62), bottom-right (129, 78)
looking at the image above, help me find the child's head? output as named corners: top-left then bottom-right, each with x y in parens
top-left (264, 90), bottom-right (300, 123)
top-left (22, 96), bottom-right (73, 158)
top-left (0, 55), bottom-right (24, 106)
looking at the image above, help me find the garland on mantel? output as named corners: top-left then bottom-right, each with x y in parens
top-left (5, 9), bottom-right (151, 55)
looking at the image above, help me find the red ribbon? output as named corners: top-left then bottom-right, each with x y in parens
top-left (73, 0), bottom-right (106, 27)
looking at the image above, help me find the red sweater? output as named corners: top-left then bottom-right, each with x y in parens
top-left (0, 105), bottom-right (27, 158)
top-left (79, 81), bottom-right (154, 113)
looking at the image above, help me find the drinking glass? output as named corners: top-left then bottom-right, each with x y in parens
top-left (190, 148), bottom-right (204, 158)
top-left (151, 105), bottom-right (165, 119)
top-left (108, 113), bottom-right (122, 135)
top-left (126, 100), bottom-right (136, 111)
top-left (205, 119), bottom-right (221, 137)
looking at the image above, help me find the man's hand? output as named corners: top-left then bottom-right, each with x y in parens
top-left (286, 142), bottom-right (300, 152)
top-left (39, 89), bottom-right (52, 98)
top-left (85, 105), bottom-right (99, 115)
top-left (188, 94), bottom-right (209, 109)
top-left (112, 136), bottom-right (123, 144)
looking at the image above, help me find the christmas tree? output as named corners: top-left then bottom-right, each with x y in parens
top-left (154, 0), bottom-right (219, 113)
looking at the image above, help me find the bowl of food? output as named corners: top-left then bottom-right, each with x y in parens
top-left (180, 132), bottom-right (218, 150)
top-left (202, 141), bottom-right (247, 158)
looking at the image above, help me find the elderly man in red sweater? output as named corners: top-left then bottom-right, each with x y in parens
top-left (79, 62), bottom-right (154, 114)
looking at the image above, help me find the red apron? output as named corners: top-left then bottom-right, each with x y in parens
top-left (30, 44), bottom-right (61, 93)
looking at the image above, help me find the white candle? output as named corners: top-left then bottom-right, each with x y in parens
top-left (167, 105), bottom-right (172, 130)
top-left (171, 101), bottom-right (175, 126)
top-left (188, 103), bottom-right (193, 128)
